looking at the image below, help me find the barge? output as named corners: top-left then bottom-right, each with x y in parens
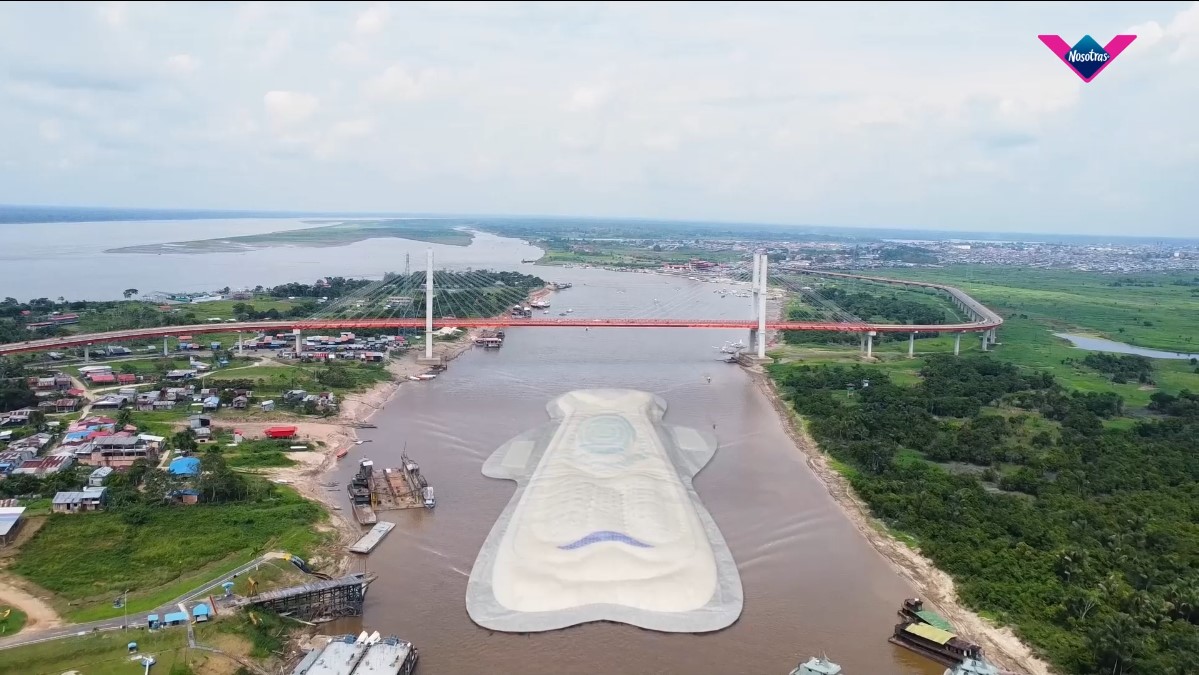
top-left (290, 631), bottom-right (418, 675)
top-left (348, 459), bottom-right (377, 525)
top-left (889, 621), bottom-right (986, 667)
top-left (349, 522), bottom-right (396, 554)
top-left (899, 598), bottom-right (954, 632)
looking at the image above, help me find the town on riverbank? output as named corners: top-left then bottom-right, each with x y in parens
top-left (1, 236), bottom-right (1198, 674)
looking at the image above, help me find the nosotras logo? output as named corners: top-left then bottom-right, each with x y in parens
top-left (1039, 34), bottom-right (1136, 82)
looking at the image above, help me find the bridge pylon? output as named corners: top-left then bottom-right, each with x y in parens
top-left (748, 250), bottom-right (768, 359)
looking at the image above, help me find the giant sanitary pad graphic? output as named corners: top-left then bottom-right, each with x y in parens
top-left (466, 389), bottom-right (743, 633)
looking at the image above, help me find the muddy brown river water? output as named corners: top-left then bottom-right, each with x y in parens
top-left (324, 269), bottom-right (944, 675)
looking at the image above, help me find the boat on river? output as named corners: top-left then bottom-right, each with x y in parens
top-left (899, 598), bottom-right (953, 631)
top-left (790, 656), bottom-right (842, 674)
top-left (890, 621), bottom-right (986, 667)
top-left (943, 658), bottom-right (1002, 675)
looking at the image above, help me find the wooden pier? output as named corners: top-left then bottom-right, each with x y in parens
top-left (240, 572), bottom-right (374, 621)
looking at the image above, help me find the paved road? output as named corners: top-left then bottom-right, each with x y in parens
top-left (0, 555), bottom-right (270, 650)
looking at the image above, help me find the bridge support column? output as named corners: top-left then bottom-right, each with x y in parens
top-left (908, 332), bottom-right (915, 358)
top-left (980, 331), bottom-right (988, 352)
top-left (237, 332), bottom-right (243, 355)
top-left (756, 252), bottom-right (767, 359)
top-left (163, 336), bottom-right (168, 357)
top-left (295, 330), bottom-right (302, 356)
top-left (954, 333), bottom-right (961, 356)
top-left (424, 248), bottom-right (435, 360)
top-left (749, 250), bottom-right (761, 351)
top-left (84, 344), bottom-right (89, 363)
top-left (859, 332), bottom-right (866, 353)
top-left (866, 331), bottom-right (874, 358)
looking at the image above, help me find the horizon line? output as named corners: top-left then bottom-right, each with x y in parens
top-left (0, 202), bottom-right (1196, 243)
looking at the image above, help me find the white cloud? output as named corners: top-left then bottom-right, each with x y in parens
top-left (355, 2), bottom-right (391, 36)
top-left (98, 1), bottom-right (128, 29)
top-left (364, 65), bottom-right (436, 101)
top-left (165, 54), bottom-right (200, 75)
top-left (0, 1), bottom-right (1195, 236)
top-left (263, 90), bottom-right (319, 129)
top-left (38, 119), bottom-right (62, 143)
top-left (563, 85), bottom-right (611, 113)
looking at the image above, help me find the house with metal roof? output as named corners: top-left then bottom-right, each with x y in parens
top-left (52, 487), bottom-right (108, 513)
top-left (88, 466), bottom-right (114, 487)
top-left (0, 506), bottom-right (25, 545)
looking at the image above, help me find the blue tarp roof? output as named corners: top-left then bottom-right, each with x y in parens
top-left (193, 604), bottom-right (210, 616)
top-left (147, 614), bottom-right (159, 621)
top-left (163, 612), bottom-right (188, 622)
top-left (168, 456), bottom-right (201, 475)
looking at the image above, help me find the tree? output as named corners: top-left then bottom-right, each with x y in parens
top-left (116, 408), bottom-right (133, 427)
top-left (122, 288), bottom-right (139, 299)
top-left (172, 428), bottom-right (198, 453)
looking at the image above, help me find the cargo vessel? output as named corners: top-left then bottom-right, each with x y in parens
top-left (899, 598), bottom-right (954, 632)
top-left (889, 621), bottom-right (985, 667)
top-left (348, 459), bottom-right (377, 525)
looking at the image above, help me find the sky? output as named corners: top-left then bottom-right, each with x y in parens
top-left (0, 1), bottom-right (1197, 236)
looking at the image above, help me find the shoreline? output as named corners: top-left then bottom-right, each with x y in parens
top-left (750, 373), bottom-right (1051, 675)
top-left (262, 330), bottom-right (482, 573)
top-left (750, 289), bottom-right (1051, 674)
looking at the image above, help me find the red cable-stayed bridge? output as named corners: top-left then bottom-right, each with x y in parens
top-left (0, 263), bottom-right (1002, 357)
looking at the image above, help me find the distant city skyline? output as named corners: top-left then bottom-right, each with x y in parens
top-left (1, 2), bottom-right (1196, 237)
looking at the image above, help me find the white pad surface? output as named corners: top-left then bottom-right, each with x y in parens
top-left (465, 389), bottom-right (743, 633)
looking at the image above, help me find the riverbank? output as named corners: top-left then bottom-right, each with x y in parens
top-left (749, 373), bottom-right (1051, 675)
top-left (254, 330), bottom-right (483, 570)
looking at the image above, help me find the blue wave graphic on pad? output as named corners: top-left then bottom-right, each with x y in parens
top-left (558, 531), bottom-right (653, 550)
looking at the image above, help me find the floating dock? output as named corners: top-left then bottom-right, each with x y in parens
top-left (349, 522), bottom-right (396, 554)
top-left (348, 456), bottom-right (435, 516)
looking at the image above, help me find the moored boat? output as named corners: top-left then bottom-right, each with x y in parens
top-left (900, 598), bottom-right (953, 632)
top-left (790, 656), bottom-right (842, 674)
top-left (944, 657), bottom-right (1002, 675)
top-left (889, 621), bottom-right (985, 667)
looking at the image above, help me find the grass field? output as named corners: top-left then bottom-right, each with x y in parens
top-left (205, 359), bottom-right (391, 396)
top-left (0, 620), bottom-right (261, 675)
top-left (221, 437), bottom-right (311, 468)
top-left (879, 266), bottom-right (1199, 353)
top-left (538, 244), bottom-right (746, 267)
top-left (106, 218), bottom-right (473, 254)
top-left (771, 268), bottom-right (1199, 409)
top-left (0, 629), bottom-right (192, 675)
top-left (0, 606), bottom-right (26, 636)
top-left (11, 488), bottom-right (325, 622)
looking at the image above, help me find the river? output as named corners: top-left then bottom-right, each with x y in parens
top-left (0, 218), bottom-right (539, 300)
top-left (329, 268), bottom-right (943, 675)
top-left (1054, 333), bottom-right (1199, 360)
top-left (6, 219), bottom-right (944, 673)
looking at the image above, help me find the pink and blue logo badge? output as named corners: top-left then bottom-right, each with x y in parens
top-left (1038, 34), bottom-right (1136, 82)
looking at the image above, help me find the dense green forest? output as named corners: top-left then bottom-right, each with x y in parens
top-left (783, 285), bottom-right (949, 345)
top-left (771, 356), bottom-right (1199, 674)
top-left (1081, 353), bottom-right (1155, 384)
top-left (0, 271), bottom-right (545, 345)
